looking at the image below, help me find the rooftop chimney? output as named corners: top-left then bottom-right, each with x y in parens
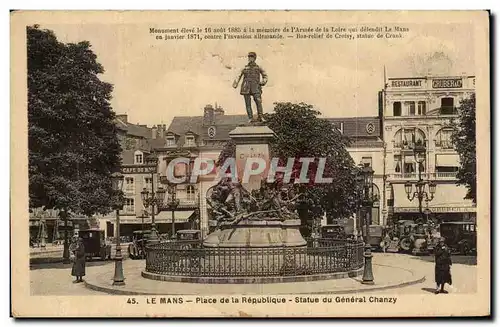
top-left (203, 104), bottom-right (215, 126)
top-left (157, 124), bottom-right (165, 139)
top-left (214, 103), bottom-right (225, 116)
top-left (152, 126), bottom-right (158, 139)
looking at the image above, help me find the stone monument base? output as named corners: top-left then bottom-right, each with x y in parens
top-left (203, 219), bottom-right (307, 248)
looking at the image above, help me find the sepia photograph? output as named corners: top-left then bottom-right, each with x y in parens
top-left (10, 10), bottom-right (490, 317)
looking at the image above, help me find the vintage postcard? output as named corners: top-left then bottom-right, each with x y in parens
top-left (11, 10), bottom-right (490, 317)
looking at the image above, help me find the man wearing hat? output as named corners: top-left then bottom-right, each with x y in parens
top-left (232, 52), bottom-right (268, 122)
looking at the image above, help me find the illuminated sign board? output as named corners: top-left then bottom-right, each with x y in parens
top-left (390, 79), bottom-right (423, 88)
top-left (432, 78), bottom-right (463, 89)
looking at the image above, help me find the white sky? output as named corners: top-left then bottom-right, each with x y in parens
top-left (44, 22), bottom-right (475, 126)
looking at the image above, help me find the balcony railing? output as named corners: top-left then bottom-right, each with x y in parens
top-left (435, 140), bottom-right (455, 149)
top-left (429, 172), bottom-right (458, 179)
top-left (393, 141), bottom-right (416, 150)
top-left (389, 172), bottom-right (457, 180)
top-left (439, 106), bottom-right (458, 115)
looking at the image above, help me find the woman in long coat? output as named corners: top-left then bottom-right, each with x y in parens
top-left (434, 237), bottom-right (452, 294)
top-left (71, 237), bottom-right (86, 283)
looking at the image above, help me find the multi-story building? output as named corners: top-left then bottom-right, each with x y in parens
top-left (102, 74), bottom-right (476, 238)
top-left (382, 75), bottom-right (476, 224)
top-left (327, 117), bottom-right (384, 227)
top-left (98, 115), bottom-right (171, 238)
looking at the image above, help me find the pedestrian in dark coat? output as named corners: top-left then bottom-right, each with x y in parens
top-left (71, 237), bottom-right (86, 283)
top-left (434, 237), bottom-right (452, 294)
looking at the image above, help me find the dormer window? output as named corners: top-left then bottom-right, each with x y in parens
top-left (134, 150), bottom-right (143, 164)
top-left (185, 135), bottom-right (195, 147)
top-left (166, 136), bottom-right (176, 147)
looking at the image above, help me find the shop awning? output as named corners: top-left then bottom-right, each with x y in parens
top-left (155, 210), bottom-right (195, 223)
top-left (394, 206), bottom-right (476, 213)
top-left (435, 154), bottom-right (460, 167)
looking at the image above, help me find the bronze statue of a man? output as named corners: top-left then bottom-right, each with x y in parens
top-left (232, 52), bottom-right (268, 122)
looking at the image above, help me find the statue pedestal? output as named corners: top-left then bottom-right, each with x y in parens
top-left (228, 125), bottom-right (275, 192)
top-left (204, 124), bottom-right (306, 248)
top-left (203, 219), bottom-right (307, 248)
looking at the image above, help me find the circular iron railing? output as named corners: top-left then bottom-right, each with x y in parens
top-left (144, 238), bottom-right (364, 278)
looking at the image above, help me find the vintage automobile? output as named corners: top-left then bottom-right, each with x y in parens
top-left (361, 225), bottom-right (385, 251)
top-left (411, 223), bottom-right (431, 255)
top-left (398, 223), bottom-right (419, 253)
top-left (176, 229), bottom-right (202, 241)
top-left (321, 224), bottom-right (348, 240)
top-left (78, 229), bottom-right (112, 261)
top-left (175, 229), bottom-right (202, 249)
top-left (439, 221), bottom-right (477, 255)
top-left (127, 230), bottom-right (151, 260)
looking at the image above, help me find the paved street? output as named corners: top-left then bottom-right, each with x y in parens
top-left (30, 253), bottom-right (477, 296)
top-left (376, 253), bottom-right (477, 294)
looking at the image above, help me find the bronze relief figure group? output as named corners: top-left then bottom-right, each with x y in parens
top-left (206, 177), bottom-right (300, 228)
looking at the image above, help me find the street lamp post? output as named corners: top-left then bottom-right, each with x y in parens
top-left (141, 184), bottom-right (166, 244)
top-left (111, 171), bottom-right (125, 286)
top-left (404, 143), bottom-right (437, 223)
top-left (165, 184), bottom-right (180, 239)
top-left (360, 165), bottom-right (375, 285)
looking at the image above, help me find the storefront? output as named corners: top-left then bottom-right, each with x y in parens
top-left (106, 210), bottom-right (197, 239)
top-left (394, 206), bottom-right (476, 223)
top-left (29, 216), bottom-right (90, 244)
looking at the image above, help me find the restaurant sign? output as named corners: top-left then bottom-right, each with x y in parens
top-left (432, 78), bottom-right (463, 89)
top-left (122, 165), bottom-right (157, 174)
top-left (390, 79), bottom-right (423, 88)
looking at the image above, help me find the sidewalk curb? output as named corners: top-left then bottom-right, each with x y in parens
top-left (84, 264), bottom-right (426, 295)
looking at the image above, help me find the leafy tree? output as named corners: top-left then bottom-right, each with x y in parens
top-left (451, 93), bottom-right (476, 203)
top-left (28, 25), bottom-right (122, 259)
top-left (218, 102), bottom-right (362, 237)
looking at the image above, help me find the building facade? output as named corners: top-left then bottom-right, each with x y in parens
top-left (98, 115), bottom-right (191, 238)
top-left (101, 74), bottom-right (476, 239)
top-left (327, 117), bottom-right (385, 227)
top-left (382, 75), bottom-right (476, 225)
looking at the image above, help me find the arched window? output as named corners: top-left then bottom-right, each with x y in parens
top-left (394, 128), bottom-right (426, 149)
top-left (435, 128), bottom-right (454, 149)
top-left (186, 185), bottom-right (196, 201)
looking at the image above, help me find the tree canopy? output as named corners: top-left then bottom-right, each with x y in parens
top-left (28, 25), bottom-right (122, 217)
top-left (218, 102), bottom-right (362, 236)
top-left (451, 93), bottom-right (476, 203)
